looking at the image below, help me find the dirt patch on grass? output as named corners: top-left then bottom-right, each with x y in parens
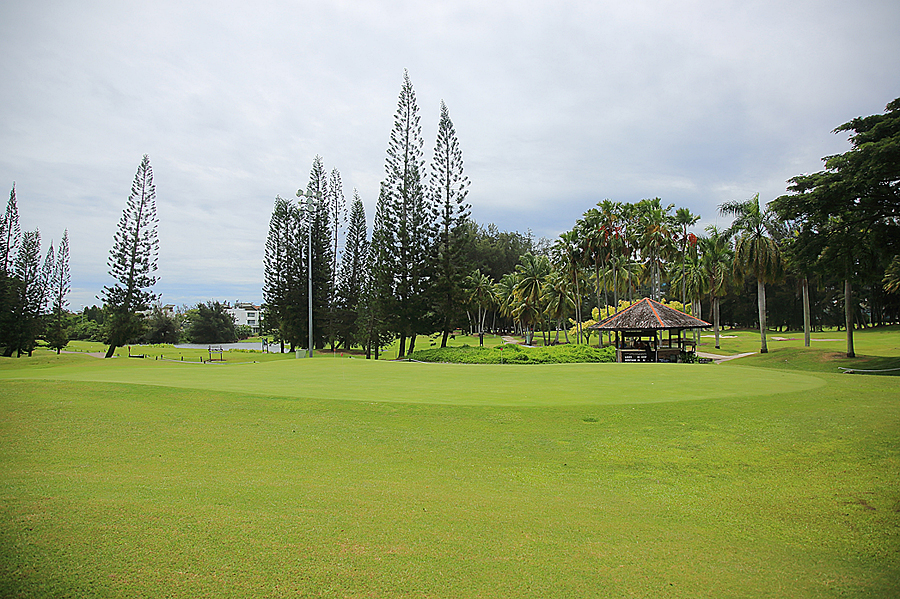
top-left (818, 352), bottom-right (847, 363)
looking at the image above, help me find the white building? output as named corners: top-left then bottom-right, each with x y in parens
top-left (226, 301), bottom-right (263, 334)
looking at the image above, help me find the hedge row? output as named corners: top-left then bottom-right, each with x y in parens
top-left (406, 343), bottom-right (616, 364)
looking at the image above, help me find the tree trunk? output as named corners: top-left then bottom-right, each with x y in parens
top-left (845, 279), bottom-right (855, 358)
top-left (802, 276), bottom-right (810, 348)
top-left (713, 295), bottom-right (721, 350)
top-left (105, 344), bottom-right (117, 358)
top-left (398, 332), bottom-right (406, 359)
top-left (407, 335), bottom-right (416, 355)
top-left (757, 279), bottom-right (768, 354)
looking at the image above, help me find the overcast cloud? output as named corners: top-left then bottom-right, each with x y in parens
top-left (2, 0), bottom-right (898, 309)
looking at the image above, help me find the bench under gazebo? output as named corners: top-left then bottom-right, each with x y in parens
top-left (588, 298), bottom-right (711, 363)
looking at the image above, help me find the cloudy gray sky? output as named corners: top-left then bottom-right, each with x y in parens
top-left (2, 0), bottom-right (899, 310)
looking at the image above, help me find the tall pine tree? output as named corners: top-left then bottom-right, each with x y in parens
top-left (359, 183), bottom-right (395, 359)
top-left (299, 155), bottom-right (334, 351)
top-left (381, 70), bottom-right (435, 357)
top-left (263, 196), bottom-right (304, 351)
top-left (3, 230), bottom-right (44, 356)
top-left (1, 183), bottom-right (20, 276)
top-left (334, 189), bottom-right (367, 348)
top-left (101, 155), bottom-right (159, 358)
top-left (429, 100), bottom-right (472, 347)
top-left (47, 230), bottom-right (71, 354)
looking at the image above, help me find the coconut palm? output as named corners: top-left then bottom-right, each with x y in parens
top-left (543, 270), bottom-right (573, 344)
top-left (513, 253), bottom-right (550, 345)
top-left (700, 226), bottom-right (733, 350)
top-left (466, 269), bottom-right (494, 346)
top-left (674, 207), bottom-right (700, 306)
top-left (884, 256), bottom-right (900, 294)
top-left (494, 272), bottom-right (519, 333)
top-left (554, 230), bottom-right (586, 343)
top-left (719, 193), bottom-right (783, 353)
top-left (637, 198), bottom-right (675, 301)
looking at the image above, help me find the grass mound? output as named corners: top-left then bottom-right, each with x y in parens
top-left (407, 343), bottom-right (616, 364)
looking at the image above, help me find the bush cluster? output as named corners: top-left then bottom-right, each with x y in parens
top-left (407, 343), bottom-right (616, 364)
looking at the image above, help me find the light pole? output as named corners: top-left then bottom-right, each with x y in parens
top-left (296, 187), bottom-right (320, 357)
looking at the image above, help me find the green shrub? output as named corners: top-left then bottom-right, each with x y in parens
top-left (407, 343), bottom-right (616, 364)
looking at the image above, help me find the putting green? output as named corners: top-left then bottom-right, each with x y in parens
top-left (0, 355), bottom-right (824, 406)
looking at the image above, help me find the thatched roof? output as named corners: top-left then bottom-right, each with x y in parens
top-left (588, 298), bottom-right (711, 331)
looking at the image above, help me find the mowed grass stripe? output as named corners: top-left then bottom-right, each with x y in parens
top-left (0, 356), bottom-right (825, 406)
top-left (1, 374), bottom-right (898, 598)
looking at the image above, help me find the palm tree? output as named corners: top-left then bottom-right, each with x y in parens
top-left (637, 198), bottom-right (675, 301)
top-left (884, 256), bottom-right (900, 294)
top-left (700, 226), bottom-right (733, 350)
top-left (680, 247), bottom-right (709, 348)
top-left (674, 207), bottom-right (700, 307)
top-left (577, 208), bottom-right (604, 319)
top-left (513, 253), bottom-right (550, 345)
top-left (543, 270), bottom-right (573, 344)
top-left (494, 272), bottom-right (519, 334)
top-left (719, 193), bottom-right (783, 354)
top-left (466, 269), bottom-right (494, 346)
top-left (555, 230), bottom-right (585, 343)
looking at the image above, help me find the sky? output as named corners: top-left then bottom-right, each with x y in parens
top-left (1, 0), bottom-right (899, 310)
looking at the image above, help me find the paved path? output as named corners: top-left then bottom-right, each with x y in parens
top-left (696, 351), bottom-right (756, 364)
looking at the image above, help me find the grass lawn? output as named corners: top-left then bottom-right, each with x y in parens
top-left (1, 331), bottom-right (898, 597)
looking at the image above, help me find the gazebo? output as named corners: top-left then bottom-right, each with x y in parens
top-left (588, 298), bottom-right (711, 363)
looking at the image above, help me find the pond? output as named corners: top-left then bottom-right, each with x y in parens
top-left (174, 342), bottom-right (291, 353)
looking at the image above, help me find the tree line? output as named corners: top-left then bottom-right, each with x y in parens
top-left (0, 183), bottom-right (71, 356)
top-left (264, 89), bottom-right (900, 359)
top-left (5, 81), bottom-right (896, 360)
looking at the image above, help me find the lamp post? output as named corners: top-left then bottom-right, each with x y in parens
top-left (296, 187), bottom-right (320, 357)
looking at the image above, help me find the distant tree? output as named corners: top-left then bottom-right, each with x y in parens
top-left (0, 183), bottom-right (20, 276)
top-left (141, 302), bottom-right (179, 344)
top-left (327, 167), bottom-right (346, 316)
top-left (101, 155), bottom-right (159, 358)
top-left (186, 301), bottom-right (237, 344)
top-left (429, 100), bottom-right (472, 347)
top-left (46, 230), bottom-right (71, 353)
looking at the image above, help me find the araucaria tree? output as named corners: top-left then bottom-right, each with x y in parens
top-left (2, 230), bottom-right (46, 356)
top-left (101, 154), bottom-right (159, 358)
top-left (300, 156), bottom-right (335, 351)
top-left (264, 195), bottom-right (304, 351)
top-left (379, 70), bottom-right (435, 357)
top-left (429, 100), bottom-right (471, 347)
top-left (1, 183), bottom-right (20, 276)
top-left (46, 230), bottom-right (71, 353)
top-left (335, 190), bottom-right (367, 348)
